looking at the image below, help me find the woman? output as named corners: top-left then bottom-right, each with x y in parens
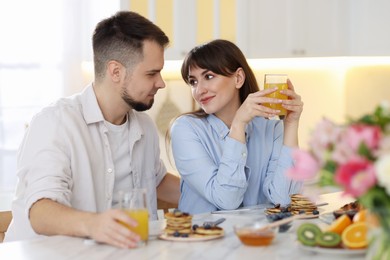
top-left (170, 39), bottom-right (303, 214)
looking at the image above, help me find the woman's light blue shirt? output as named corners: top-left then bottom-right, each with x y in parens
top-left (171, 114), bottom-right (302, 214)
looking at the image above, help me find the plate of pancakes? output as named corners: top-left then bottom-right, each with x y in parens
top-left (159, 210), bottom-right (224, 242)
top-left (265, 194), bottom-right (320, 218)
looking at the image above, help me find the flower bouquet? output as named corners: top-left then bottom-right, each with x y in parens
top-left (287, 102), bottom-right (390, 259)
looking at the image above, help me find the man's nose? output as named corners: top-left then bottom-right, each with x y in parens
top-left (156, 75), bottom-right (166, 89)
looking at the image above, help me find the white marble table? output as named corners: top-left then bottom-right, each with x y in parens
top-left (0, 192), bottom-right (366, 260)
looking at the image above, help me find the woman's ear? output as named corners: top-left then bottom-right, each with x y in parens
top-left (235, 67), bottom-right (245, 89)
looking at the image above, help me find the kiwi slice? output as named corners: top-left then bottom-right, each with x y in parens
top-left (297, 223), bottom-right (322, 246)
top-left (315, 231), bottom-right (341, 248)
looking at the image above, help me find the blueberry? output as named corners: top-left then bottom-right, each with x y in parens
top-left (299, 210), bottom-right (306, 215)
top-left (192, 224), bottom-right (199, 230)
top-left (181, 233), bottom-right (189, 238)
top-left (173, 209), bottom-right (183, 217)
top-left (173, 231), bottom-right (180, 237)
top-left (268, 215), bottom-right (278, 221)
top-left (204, 224), bottom-right (211, 229)
top-left (312, 209), bottom-right (319, 215)
top-left (279, 223), bottom-right (292, 233)
top-left (281, 207), bottom-right (289, 213)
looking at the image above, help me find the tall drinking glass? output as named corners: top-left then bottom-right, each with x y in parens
top-left (119, 188), bottom-right (149, 247)
top-left (263, 74), bottom-right (288, 116)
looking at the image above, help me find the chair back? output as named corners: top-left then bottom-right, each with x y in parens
top-left (157, 199), bottom-right (178, 214)
top-left (0, 211), bottom-right (12, 242)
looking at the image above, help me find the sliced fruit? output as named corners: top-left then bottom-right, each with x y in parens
top-left (352, 209), bottom-right (367, 223)
top-left (341, 222), bottom-right (368, 249)
top-left (315, 231), bottom-right (341, 248)
top-left (366, 211), bottom-right (380, 227)
top-left (327, 214), bottom-right (352, 234)
top-left (297, 223), bottom-right (322, 247)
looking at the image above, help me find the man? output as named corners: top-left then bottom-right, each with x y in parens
top-left (5, 11), bottom-right (180, 248)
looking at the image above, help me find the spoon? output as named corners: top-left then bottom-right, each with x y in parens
top-left (203, 218), bottom-right (226, 228)
top-left (264, 214), bottom-right (317, 230)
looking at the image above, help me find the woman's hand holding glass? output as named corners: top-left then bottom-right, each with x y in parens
top-left (233, 87), bottom-right (285, 125)
top-left (280, 79), bottom-right (303, 123)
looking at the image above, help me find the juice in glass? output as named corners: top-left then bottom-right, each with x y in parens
top-left (119, 189), bottom-right (149, 246)
top-left (123, 208), bottom-right (149, 242)
top-left (263, 74), bottom-right (288, 116)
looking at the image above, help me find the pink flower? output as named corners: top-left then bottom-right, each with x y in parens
top-left (331, 134), bottom-right (361, 165)
top-left (286, 149), bottom-right (320, 181)
top-left (330, 124), bottom-right (381, 165)
top-left (309, 118), bottom-right (342, 162)
top-left (376, 135), bottom-right (390, 157)
top-left (345, 124), bottom-right (381, 151)
top-left (335, 159), bottom-right (377, 197)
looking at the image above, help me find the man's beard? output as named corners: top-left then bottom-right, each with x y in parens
top-left (121, 88), bottom-right (154, 112)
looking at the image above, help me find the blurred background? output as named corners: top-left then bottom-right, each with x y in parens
top-left (1, 0), bottom-right (390, 210)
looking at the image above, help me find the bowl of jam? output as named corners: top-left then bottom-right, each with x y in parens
top-left (234, 221), bottom-right (278, 246)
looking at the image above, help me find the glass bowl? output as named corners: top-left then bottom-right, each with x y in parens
top-left (233, 221), bottom-right (278, 246)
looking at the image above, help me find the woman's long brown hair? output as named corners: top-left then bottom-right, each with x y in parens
top-left (165, 39), bottom-right (259, 168)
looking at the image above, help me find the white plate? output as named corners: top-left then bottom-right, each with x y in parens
top-left (298, 244), bottom-right (367, 256)
top-left (319, 212), bottom-right (335, 224)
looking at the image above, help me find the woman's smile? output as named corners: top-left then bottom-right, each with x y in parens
top-left (200, 95), bottom-right (215, 105)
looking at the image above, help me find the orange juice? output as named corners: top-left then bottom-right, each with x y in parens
top-left (122, 208), bottom-right (149, 242)
top-left (264, 74), bottom-right (288, 116)
top-left (264, 82), bottom-right (288, 115)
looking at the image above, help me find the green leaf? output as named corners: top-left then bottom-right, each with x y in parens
top-left (318, 169), bottom-right (336, 187)
top-left (323, 160), bottom-right (337, 173)
top-left (359, 187), bottom-right (390, 231)
top-left (357, 142), bottom-right (375, 161)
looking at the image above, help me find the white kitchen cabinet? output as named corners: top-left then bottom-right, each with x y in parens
top-left (127, 0), bottom-right (390, 59)
top-left (348, 0), bottom-right (390, 56)
top-left (236, 0), bottom-right (349, 58)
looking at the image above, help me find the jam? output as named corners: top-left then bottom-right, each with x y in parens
top-left (237, 230), bottom-right (275, 246)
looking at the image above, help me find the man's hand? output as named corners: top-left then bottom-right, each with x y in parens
top-left (30, 199), bottom-right (141, 248)
top-left (86, 209), bottom-right (141, 248)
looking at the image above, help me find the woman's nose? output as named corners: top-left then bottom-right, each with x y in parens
top-left (195, 81), bottom-right (207, 95)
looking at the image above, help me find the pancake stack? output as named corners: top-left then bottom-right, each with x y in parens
top-left (290, 194), bottom-right (318, 215)
top-left (164, 210), bottom-right (193, 236)
top-left (265, 194), bottom-right (318, 216)
top-left (163, 209), bottom-right (225, 238)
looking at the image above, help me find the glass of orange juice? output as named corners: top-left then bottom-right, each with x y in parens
top-left (119, 189), bottom-right (149, 246)
top-left (263, 74), bottom-right (288, 117)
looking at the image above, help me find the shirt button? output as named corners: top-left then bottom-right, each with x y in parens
top-left (242, 152), bottom-right (247, 157)
top-left (107, 168), bottom-right (113, 173)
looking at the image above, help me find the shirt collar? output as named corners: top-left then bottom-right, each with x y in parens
top-left (80, 84), bottom-right (105, 125)
top-left (80, 84), bottom-right (143, 139)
